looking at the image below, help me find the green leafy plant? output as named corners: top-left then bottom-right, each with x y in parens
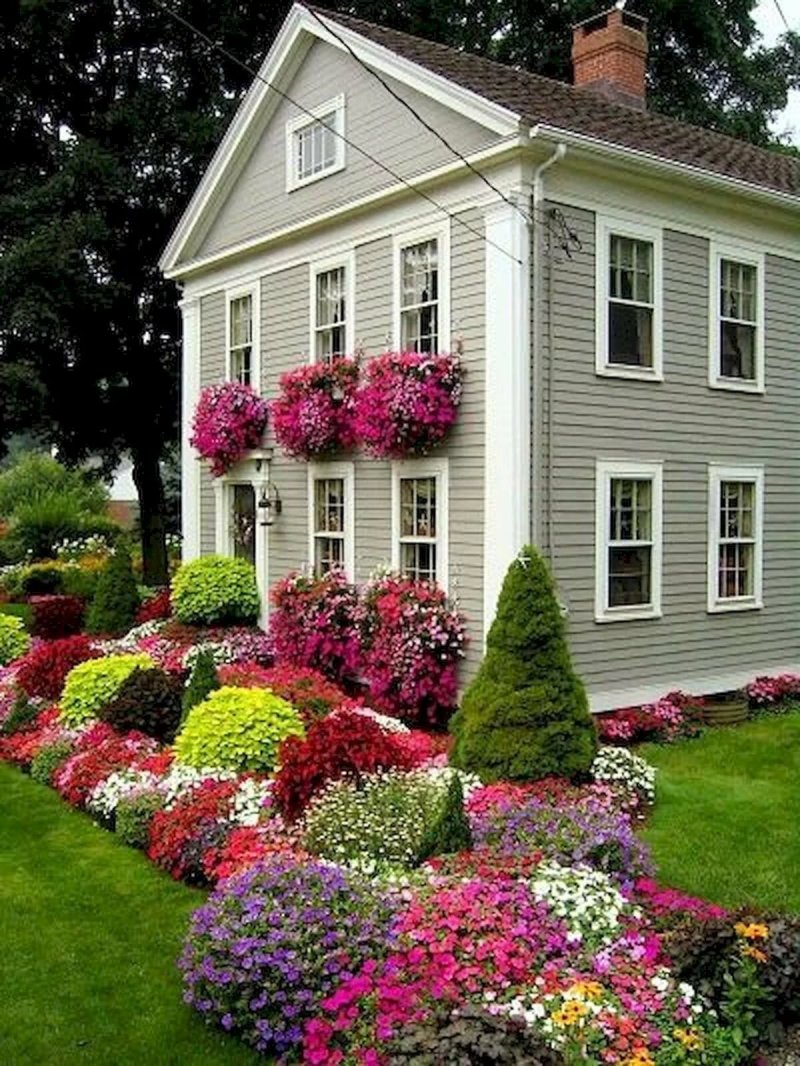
top-left (30, 740), bottom-right (74, 785)
top-left (86, 543), bottom-right (140, 636)
top-left (450, 546), bottom-right (597, 782)
top-left (59, 653), bottom-right (154, 727)
top-left (100, 667), bottom-right (183, 744)
top-left (416, 773), bottom-right (472, 864)
top-left (115, 792), bottom-right (165, 848)
top-left (181, 649), bottom-right (220, 724)
top-left (0, 691), bottom-right (39, 736)
top-left (174, 686), bottom-right (304, 772)
top-left (0, 613), bottom-right (31, 666)
top-left (171, 555), bottom-right (260, 626)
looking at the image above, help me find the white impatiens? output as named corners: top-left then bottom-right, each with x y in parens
top-left (228, 777), bottom-right (273, 826)
top-left (591, 745), bottom-right (656, 804)
top-left (87, 769), bottom-right (161, 821)
top-left (529, 861), bottom-right (636, 946)
top-left (160, 765), bottom-right (238, 809)
top-left (335, 705), bottom-right (410, 734)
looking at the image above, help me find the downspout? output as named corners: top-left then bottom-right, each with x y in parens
top-left (530, 135), bottom-right (566, 562)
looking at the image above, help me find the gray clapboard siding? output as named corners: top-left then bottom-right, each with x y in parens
top-left (195, 40), bottom-right (498, 259)
top-left (199, 292), bottom-right (225, 555)
top-left (539, 203), bottom-right (800, 696)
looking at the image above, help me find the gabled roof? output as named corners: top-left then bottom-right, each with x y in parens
top-left (313, 6), bottom-right (800, 199)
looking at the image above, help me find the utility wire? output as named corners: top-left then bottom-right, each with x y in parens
top-left (149, 0), bottom-right (525, 265)
top-left (772, 0), bottom-right (791, 33)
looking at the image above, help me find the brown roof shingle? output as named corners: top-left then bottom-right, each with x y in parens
top-left (310, 6), bottom-right (800, 199)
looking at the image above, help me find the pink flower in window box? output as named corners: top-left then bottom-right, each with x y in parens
top-left (191, 382), bottom-right (268, 476)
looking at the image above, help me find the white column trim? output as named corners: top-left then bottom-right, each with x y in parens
top-left (180, 296), bottom-right (202, 561)
top-left (483, 191), bottom-right (531, 639)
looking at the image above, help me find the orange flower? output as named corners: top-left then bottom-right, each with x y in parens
top-left (743, 945), bottom-right (768, 963)
top-left (734, 921), bottom-right (769, 940)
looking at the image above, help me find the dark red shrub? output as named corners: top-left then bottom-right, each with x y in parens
top-left (147, 778), bottom-right (239, 882)
top-left (136, 588), bottom-right (172, 624)
top-left (218, 662), bottom-right (346, 723)
top-left (273, 710), bottom-right (415, 821)
top-left (29, 595), bottom-right (85, 639)
top-left (16, 635), bottom-right (100, 701)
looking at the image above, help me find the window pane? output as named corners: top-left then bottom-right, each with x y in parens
top-left (608, 546), bottom-right (651, 606)
top-left (314, 479), bottom-right (344, 534)
top-left (721, 259), bottom-right (756, 322)
top-left (231, 485), bottom-right (256, 567)
top-left (718, 543), bottom-right (753, 598)
top-left (609, 303), bottom-right (653, 367)
top-left (316, 268), bottom-right (345, 328)
top-left (315, 536), bottom-right (344, 575)
top-left (720, 321), bottom-right (755, 380)
top-left (609, 235), bottom-right (652, 303)
top-left (400, 541), bottom-right (437, 583)
top-left (230, 296), bottom-right (252, 347)
top-left (400, 477), bottom-right (436, 538)
top-left (401, 240), bottom-right (438, 308)
top-left (719, 481), bottom-right (753, 540)
top-left (230, 346), bottom-right (252, 386)
top-left (610, 479), bottom-right (651, 542)
top-left (297, 112), bottom-right (337, 180)
top-left (401, 305), bottom-right (438, 353)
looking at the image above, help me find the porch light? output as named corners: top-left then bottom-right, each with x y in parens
top-left (254, 450), bottom-right (282, 527)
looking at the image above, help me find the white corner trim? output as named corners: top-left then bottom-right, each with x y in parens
top-left (307, 461), bottom-right (356, 580)
top-left (706, 463), bottom-right (764, 614)
top-left (594, 459), bottom-right (663, 623)
top-left (391, 223), bottom-right (451, 353)
top-left (483, 190), bottom-right (531, 638)
top-left (307, 250), bottom-right (356, 363)
top-left (595, 214), bottom-right (663, 381)
top-left (180, 297), bottom-right (202, 561)
top-left (390, 457), bottom-right (449, 591)
top-left (285, 93), bottom-right (346, 192)
top-left (707, 241), bottom-right (766, 394)
top-left (224, 281), bottom-right (262, 390)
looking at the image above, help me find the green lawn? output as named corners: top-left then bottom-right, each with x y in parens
top-left (0, 764), bottom-right (259, 1066)
top-left (640, 712), bottom-right (800, 913)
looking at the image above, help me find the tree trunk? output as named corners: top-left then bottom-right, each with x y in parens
top-left (131, 446), bottom-right (168, 586)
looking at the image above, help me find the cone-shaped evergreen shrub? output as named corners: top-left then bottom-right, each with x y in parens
top-left (449, 546), bottom-right (596, 782)
top-left (85, 542), bottom-right (140, 636)
top-left (181, 649), bottom-right (220, 724)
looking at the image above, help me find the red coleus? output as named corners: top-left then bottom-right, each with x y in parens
top-left (29, 595), bottom-right (86, 639)
top-left (147, 778), bottom-right (239, 881)
top-left (15, 635), bottom-right (100, 701)
top-left (53, 727), bottom-right (157, 808)
top-left (0, 707), bottom-right (61, 766)
top-left (218, 662), bottom-right (347, 724)
top-left (273, 709), bottom-right (415, 821)
top-left (136, 588), bottom-right (172, 624)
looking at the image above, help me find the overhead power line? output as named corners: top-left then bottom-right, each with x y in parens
top-left (773, 0), bottom-right (791, 33)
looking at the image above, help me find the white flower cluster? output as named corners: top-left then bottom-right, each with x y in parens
top-left (228, 778), bottom-right (273, 827)
top-left (592, 745), bottom-right (656, 803)
top-left (182, 641), bottom-right (233, 671)
top-left (420, 765), bottom-right (483, 802)
top-left (54, 534), bottom-right (113, 560)
top-left (338, 705), bottom-right (410, 734)
top-left (161, 765), bottom-right (237, 809)
top-left (87, 769), bottom-right (161, 820)
top-left (530, 861), bottom-right (636, 945)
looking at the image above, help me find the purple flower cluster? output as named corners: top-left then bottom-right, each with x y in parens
top-left (179, 855), bottom-right (398, 1056)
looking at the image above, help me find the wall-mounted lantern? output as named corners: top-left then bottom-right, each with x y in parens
top-left (254, 449), bottom-right (282, 528)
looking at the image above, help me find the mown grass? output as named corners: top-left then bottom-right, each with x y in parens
top-left (640, 711), bottom-right (800, 913)
top-left (0, 763), bottom-right (259, 1066)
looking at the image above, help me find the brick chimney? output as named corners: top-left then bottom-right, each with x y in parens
top-left (572, 8), bottom-right (648, 109)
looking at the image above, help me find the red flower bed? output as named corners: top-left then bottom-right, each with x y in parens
top-left (136, 588), bottom-right (172, 624)
top-left (219, 662), bottom-right (347, 722)
top-left (202, 825), bottom-right (307, 883)
top-left (0, 707), bottom-right (61, 766)
top-left (147, 778), bottom-right (240, 882)
top-left (273, 710), bottom-right (415, 821)
top-left (15, 636), bottom-right (100, 701)
top-left (53, 726), bottom-right (157, 808)
top-left (29, 595), bottom-right (86, 639)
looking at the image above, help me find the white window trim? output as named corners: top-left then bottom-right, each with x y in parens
top-left (307, 462), bottom-right (355, 580)
top-left (392, 224), bottom-right (451, 353)
top-left (595, 216), bottom-right (663, 381)
top-left (224, 282), bottom-right (261, 390)
top-left (595, 459), bottom-right (663, 623)
top-left (707, 464), bottom-right (764, 613)
top-left (707, 242), bottom-right (765, 394)
top-left (307, 251), bottom-right (355, 363)
top-left (391, 458), bottom-right (449, 590)
top-left (285, 94), bottom-right (346, 192)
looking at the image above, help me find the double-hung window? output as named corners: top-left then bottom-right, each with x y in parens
top-left (707, 465), bottom-right (763, 612)
top-left (286, 95), bottom-right (345, 191)
top-left (392, 459), bottom-right (448, 588)
top-left (597, 219), bottom-right (662, 378)
top-left (709, 245), bottom-right (764, 391)
top-left (226, 287), bottom-right (259, 387)
top-left (398, 237), bottom-right (441, 353)
top-left (310, 256), bottom-right (353, 362)
top-left (308, 463), bottom-right (354, 578)
top-left (595, 460), bottom-right (663, 621)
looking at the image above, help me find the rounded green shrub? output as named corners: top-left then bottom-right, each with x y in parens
top-left (116, 792), bottom-right (165, 848)
top-left (450, 546), bottom-right (597, 783)
top-left (59, 653), bottom-right (154, 727)
top-left (30, 740), bottom-right (74, 785)
top-left (86, 542), bottom-right (140, 636)
top-left (174, 686), bottom-right (304, 772)
top-left (0, 613), bottom-right (31, 666)
top-left (171, 555), bottom-right (260, 626)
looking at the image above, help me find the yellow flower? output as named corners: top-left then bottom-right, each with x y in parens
top-left (550, 1000), bottom-right (590, 1027)
top-left (566, 980), bottom-right (604, 1001)
top-left (674, 1028), bottom-right (705, 1051)
top-left (621, 1050), bottom-right (655, 1066)
top-left (734, 921), bottom-right (769, 940)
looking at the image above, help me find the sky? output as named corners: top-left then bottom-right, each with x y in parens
top-left (754, 0), bottom-right (799, 144)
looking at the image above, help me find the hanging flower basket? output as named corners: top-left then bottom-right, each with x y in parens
top-left (270, 358), bottom-right (359, 461)
top-left (353, 351), bottom-right (463, 458)
top-left (191, 382), bottom-right (269, 477)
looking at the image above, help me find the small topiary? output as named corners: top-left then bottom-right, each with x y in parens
top-left (416, 773), bottom-right (472, 864)
top-left (116, 791), bottom-right (165, 848)
top-left (0, 613), bottom-right (31, 666)
top-left (59, 653), bottom-right (154, 727)
top-left (100, 667), bottom-right (183, 743)
top-left (85, 542), bottom-right (140, 636)
top-left (30, 739), bottom-right (74, 785)
top-left (450, 546), bottom-right (597, 782)
top-left (172, 555), bottom-right (260, 626)
top-left (174, 686), bottom-right (304, 772)
top-left (0, 690), bottom-right (39, 736)
top-left (181, 648), bottom-right (220, 724)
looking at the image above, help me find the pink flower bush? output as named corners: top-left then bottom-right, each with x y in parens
top-left (190, 382), bottom-right (269, 476)
top-left (354, 352), bottom-right (463, 458)
top-left (597, 690), bottom-right (702, 745)
top-left (271, 358), bottom-right (359, 460)
top-left (746, 673), bottom-right (800, 707)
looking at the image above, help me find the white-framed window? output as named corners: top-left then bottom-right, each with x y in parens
top-left (708, 243), bottom-right (765, 392)
top-left (307, 462), bottom-right (354, 579)
top-left (393, 226), bottom-right (450, 354)
top-left (595, 459), bottom-right (663, 622)
top-left (596, 217), bottom-right (663, 380)
top-left (225, 285), bottom-right (260, 388)
top-left (391, 458), bottom-right (449, 588)
top-left (309, 254), bottom-right (354, 363)
top-left (707, 465), bottom-right (764, 612)
top-left (285, 95), bottom-right (345, 191)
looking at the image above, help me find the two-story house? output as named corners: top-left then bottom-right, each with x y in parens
top-left (162, 4), bottom-right (800, 712)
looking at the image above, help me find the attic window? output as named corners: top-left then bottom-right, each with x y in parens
top-left (286, 95), bottom-right (346, 191)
